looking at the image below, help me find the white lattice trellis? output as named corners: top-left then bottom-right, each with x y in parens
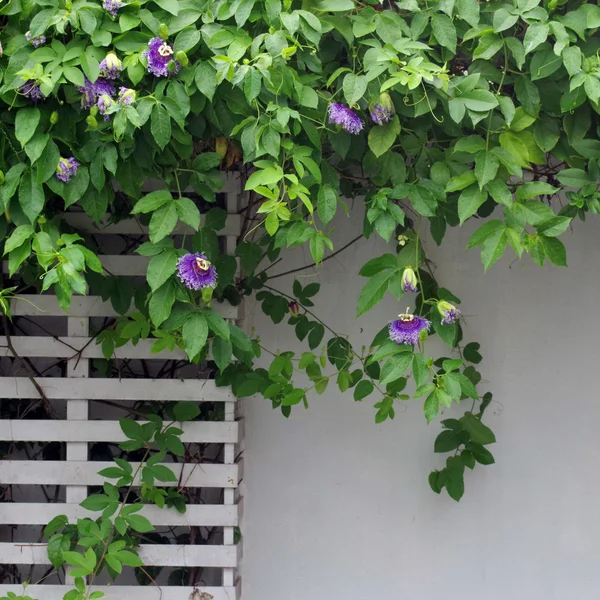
top-left (0, 175), bottom-right (243, 600)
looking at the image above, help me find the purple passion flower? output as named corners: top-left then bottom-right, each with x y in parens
top-left (437, 300), bottom-right (460, 325)
top-left (26, 31), bottom-right (46, 47)
top-left (288, 301), bottom-right (300, 317)
top-left (401, 267), bottom-right (418, 293)
top-left (142, 38), bottom-right (181, 78)
top-left (177, 253), bottom-right (218, 290)
top-left (328, 103), bottom-right (363, 135)
top-left (55, 157), bottom-right (80, 183)
top-left (78, 77), bottom-right (116, 109)
top-left (118, 87), bottom-right (136, 106)
top-left (103, 0), bottom-right (123, 15)
top-left (99, 52), bottom-right (123, 79)
top-left (389, 311), bottom-right (430, 345)
top-left (21, 80), bottom-right (44, 102)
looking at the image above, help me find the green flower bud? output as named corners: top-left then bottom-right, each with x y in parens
top-left (0, 170), bottom-right (4, 185)
top-left (50, 111), bottom-right (59, 124)
top-left (202, 285), bottom-right (214, 304)
top-left (175, 50), bottom-right (189, 67)
top-left (90, 105), bottom-right (99, 117)
top-left (158, 23), bottom-right (169, 39)
top-left (168, 60), bottom-right (177, 73)
top-left (437, 300), bottom-right (461, 325)
top-left (37, 215), bottom-right (46, 224)
top-left (86, 115), bottom-right (98, 128)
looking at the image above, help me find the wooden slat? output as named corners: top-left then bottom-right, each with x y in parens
top-left (62, 212), bottom-right (241, 236)
top-left (0, 543), bottom-right (237, 567)
top-left (0, 503), bottom-right (238, 526)
top-left (0, 586), bottom-right (237, 600)
top-left (0, 419), bottom-right (238, 443)
top-left (0, 336), bottom-right (188, 359)
top-left (0, 377), bottom-right (234, 402)
top-left (0, 461), bottom-right (238, 488)
top-left (11, 295), bottom-right (239, 320)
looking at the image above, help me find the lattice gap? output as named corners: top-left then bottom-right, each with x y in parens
top-left (0, 174), bottom-right (243, 600)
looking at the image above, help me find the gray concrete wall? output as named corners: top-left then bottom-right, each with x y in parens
top-left (240, 205), bottom-right (599, 600)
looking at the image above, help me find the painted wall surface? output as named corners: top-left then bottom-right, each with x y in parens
top-left (240, 206), bottom-right (600, 600)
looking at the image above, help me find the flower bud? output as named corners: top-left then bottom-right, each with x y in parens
top-left (4, 207), bottom-right (10, 223)
top-left (37, 215), bottom-right (46, 224)
top-left (99, 52), bottom-right (123, 79)
top-left (175, 51), bottom-right (189, 67)
top-left (50, 111), bottom-right (59, 124)
top-left (0, 170), bottom-right (4, 185)
top-left (86, 115), bottom-right (98, 128)
top-left (437, 300), bottom-right (461, 325)
top-left (117, 87), bottom-right (136, 106)
top-left (288, 300), bottom-right (300, 317)
top-left (369, 92), bottom-right (395, 125)
top-left (97, 94), bottom-right (116, 117)
top-left (401, 267), bottom-right (418, 293)
top-left (202, 285), bottom-right (214, 304)
top-left (282, 46), bottom-right (297, 60)
top-left (90, 105), bottom-right (99, 117)
top-left (158, 23), bottom-right (169, 39)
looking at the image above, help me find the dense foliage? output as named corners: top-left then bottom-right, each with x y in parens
top-left (2, 0), bottom-right (600, 586)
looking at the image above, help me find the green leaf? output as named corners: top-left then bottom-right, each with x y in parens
top-left (132, 190), bottom-right (172, 214)
top-left (431, 13), bottom-right (457, 53)
top-left (461, 412), bottom-right (496, 445)
top-left (354, 379), bottom-right (374, 401)
top-left (317, 185), bottom-right (338, 225)
top-left (380, 352), bottom-right (412, 385)
top-left (47, 534), bottom-right (71, 570)
top-left (316, 0), bottom-right (354, 10)
top-left (434, 430), bottom-right (463, 453)
top-left (412, 353), bottom-right (429, 388)
top-left (359, 254), bottom-right (397, 276)
top-left (212, 336), bottom-right (233, 372)
top-left (4, 225), bottom-right (34, 254)
top-left (408, 184), bottom-right (437, 216)
top-left (182, 313), bottom-right (209, 359)
top-left (458, 184), bottom-right (488, 224)
top-left (15, 108), bottom-right (40, 148)
top-left (424, 391), bottom-right (439, 423)
top-left (457, 0), bottom-right (479, 26)
top-left (149, 281), bottom-right (177, 327)
top-left (149, 203), bottom-right (178, 243)
top-left (173, 402), bottom-right (200, 422)
top-left (151, 104), bottom-right (172, 150)
top-left (368, 115), bottom-right (400, 158)
top-left (523, 23), bottom-right (549, 54)
top-left (195, 61), bottom-right (217, 100)
top-left (540, 236), bottom-right (567, 266)
top-left (481, 227), bottom-right (507, 272)
top-left (556, 168), bottom-right (593, 188)
top-left (342, 73), bottom-right (367, 105)
top-left (474, 151), bottom-right (499, 190)
top-left (460, 90), bottom-right (498, 111)
top-left (175, 197), bottom-right (201, 230)
top-left (124, 514), bottom-right (154, 533)
top-left (473, 33), bottom-right (503, 59)
top-left (445, 170), bottom-right (477, 193)
top-left (19, 170), bottom-right (45, 223)
top-left (357, 270), bottom-right (392, 316)
top-left (536, 216), bottom-right (571, 237)
top-left (454, 135), bottom-right (485, 154)
top-left (204, 308), bottom-right (230, 340)
top-left (487, 179), bottom-right (512, 206)
top-left (515, 182), bottom-right (559, 201)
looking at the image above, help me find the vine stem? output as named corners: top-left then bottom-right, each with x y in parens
top-left (264, 234), bottom-right (364, 281)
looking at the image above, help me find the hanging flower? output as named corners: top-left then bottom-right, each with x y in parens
top-left (369, 92), bottom-right (395, 125)
top-left (21, 80), bottom-right (44, 102)
top-left (142, 37), bottom-right (181, 78)
top-left (401, 267), bottom-right (418, 293)
top-left (78, 77), bottom-right (116, 109)
top-left (25, 31), bottom-right (46, 48)
top-left (97, 94), bottom-right (117, 119)
top-left (117, 87), bottom-right (136, 106)
top-left (437, 300), bottom-right (460, 325)
top-left (389, 310), bottom-right (430, 345)
top-left (177, 253), bottom-right (218, 290)
top-left (0, 41), bottom-right (3, 57)
top-left (103, 0), bottom-right (123, 15)
top-left (99, 52), bottom-right (123, 79)
top-left (288, 301), bottom-right (300, 317)
top-left (328, 103), bottom-right (363, 135)
top-left (55, 157), bottom-right (80, 183)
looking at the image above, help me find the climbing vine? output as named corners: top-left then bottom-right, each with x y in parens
top-left (1, 0), bottom-right (600, 589)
